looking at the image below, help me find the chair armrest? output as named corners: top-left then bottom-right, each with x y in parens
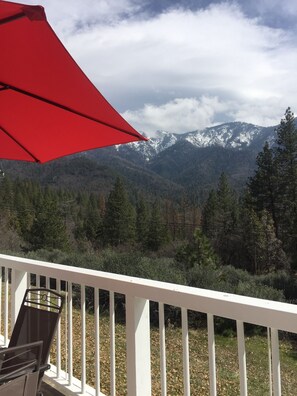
top-left (39, 363), bottom-right (50, 374)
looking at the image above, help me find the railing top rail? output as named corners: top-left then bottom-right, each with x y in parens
top-left (1, 253), bottom-right (297, 332)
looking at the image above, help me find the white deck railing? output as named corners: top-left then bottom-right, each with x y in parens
top-left (0, 253), bottom-right (297, 396)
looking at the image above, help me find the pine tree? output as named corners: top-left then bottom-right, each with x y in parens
top-left (26, 196), bottom-right (69, 251)
top-left (146, 202), bottom-right (167, 251)
top-left (83, 196), bottom-right (102, 245)
top-left (247, 142), bottom-right (279, 235)
top-left (175, 228), bottom-right (218, 270)
top-left (136, 197), bottom-right (149, 246)
top-left (201, 189), bottom-right (218, 239)
top-left (202, 173), bottom-right (239, 265)
top-left (103, 178), bottom-right (135, 246)
top-left (246, 108), bottom-right (297, 266)
top-left (275, 107), bottom-right (297, 256)
top-left (14, 186), bottom-right (34, 236)
top-left (240, 208), bottom-right (288, 274)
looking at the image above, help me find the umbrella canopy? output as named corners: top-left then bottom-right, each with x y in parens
top-left (0, 0), bottom-right (146, 163)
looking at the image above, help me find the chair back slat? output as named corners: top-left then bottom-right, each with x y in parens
top-left (0, 341), bottom-right (42, 396)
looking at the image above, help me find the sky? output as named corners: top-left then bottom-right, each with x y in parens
top-left (18, 0), bottom-right (297, 136)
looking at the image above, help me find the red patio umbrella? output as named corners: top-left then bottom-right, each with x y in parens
top-left (0, 0), bottom-right (146, 163)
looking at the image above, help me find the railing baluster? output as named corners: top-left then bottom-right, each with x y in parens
top-left (67, 281), bottom-right (73, 385)
top-left (95, 287), bottom-right (100, 396)
top-left (1, 254), bottom-right (297, 396)
top-left (36, 275), bottom-right (40, 304)
top-left (46, 277), bottom-right (51, 366)
top-left (159, 302), bottom-right (167, 396)
top-left (207, 314), bottom-right (217, 396)
top-left (110, 291), bottom-right (116, 396)
top-left (182, 307), bottom-right (190, 396)
top-left (267, 327), bottom-right (273, 396)
top-left (271, 328), bottom-right (281, 396)
top-left (64, 281), bottom-right (68, 375)
top-left (0, 267), bottom-right (2, 338)
top-left (56, 279), bottom-right (61, 378)
top-left (267, 328), bottom-right (273, 396)
top-left (4, 267), bottom-right (8, 346)
top-left (81, 284), bottom-right (86, 394)
top-left (237, 320), bottom-right (247, 396)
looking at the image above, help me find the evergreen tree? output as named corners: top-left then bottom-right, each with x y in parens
top-left (275, 107), bottom-right (297, 257)
top-left (136, 197), bottom-right (149, 246)
top-left (146, 202), bottom-right (168, 251)
top-left (83, 196), bottom-right (102, 244)
top-left (175, 228), bottom-right (218, 271)
top-left (0, 176), bottom-right (13, 212)
top-left (247, 108), bottom-right (297, 265)
top-left (247, 142), bottom-right (279, 235)
top-left (103, 178), bottom-right (135, 246)
top-left (14, 186), bottom-right (34, 236)
top-left (26, 196), bottom-right (69, 251)
top-left (202, 173), bottom-right (239, 265)
top-left (201, 189), bottom-right (218, 239)
top-left (240, 208), bottom-right (288, 274)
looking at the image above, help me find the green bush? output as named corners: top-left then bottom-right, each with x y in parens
top-left (258, 271), bottom-right (297, 302)
top-left (22, 248), bottom-right (286, 334)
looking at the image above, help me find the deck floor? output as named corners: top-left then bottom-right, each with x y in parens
top-left (41, 381), bottom-right (65, 396)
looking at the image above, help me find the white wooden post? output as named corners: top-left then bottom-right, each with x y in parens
top-left (271, 328), bottom-right (281, 396)
top-left (208, 314), bottom-right (217, 396)
top-left (159, 302), bottom-right (167, 396)
top-left (237, 320), bottom-right (247, 396)
top-left (11, 268), bottom-right (27, 326)
top-left (182, 307), bottom-right (190, 396)
top-left (126, 295), bottom-right (151, 396)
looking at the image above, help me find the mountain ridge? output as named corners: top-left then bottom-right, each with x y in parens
top-left (116, 121), bottom-right (277, 162)
top-left (1, 120), bottom-right (280, 203)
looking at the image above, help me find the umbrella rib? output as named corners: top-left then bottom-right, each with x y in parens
top-left (0, 12), bottom-right (26, 26)
top-left (2, 83), bottom-right (143, 140)
top-left (0, 124), bottom-right (40, 163)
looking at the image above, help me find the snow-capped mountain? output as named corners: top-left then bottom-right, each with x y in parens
top-left (183, 122), bottom-right (273, 149)
top-left (117, 121), bottom-right (276, 162)
top-left (116, 130), bottom-right (181, 161)
top-left (2, 121), bottom-right (281, 202)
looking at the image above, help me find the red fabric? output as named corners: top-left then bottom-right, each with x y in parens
top-left (0, 1), bottom-right (146, 163)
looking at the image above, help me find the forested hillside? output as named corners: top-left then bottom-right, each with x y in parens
top-left (0, 108), bottom-right (296, 310)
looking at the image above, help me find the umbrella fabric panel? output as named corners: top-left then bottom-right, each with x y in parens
top-left (0, 0), bottom-right (24, 20)
top-left (0, 89), bottom-right (142, 163)
top-left (0, 2), bottom-right (139, 135)
top-left (0, 1), bottom-right (146, 163)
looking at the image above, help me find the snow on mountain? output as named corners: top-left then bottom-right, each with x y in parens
top-left (117, 122), bottom-right (275, 161)
top-left (184, 122), bottom-right (265, 149)
top-left (117, 130), bottom-right (180, 161)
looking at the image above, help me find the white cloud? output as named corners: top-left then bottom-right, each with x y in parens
top-left (19, 1), bottom-right (297, 132)
top-left (122, 95), bottom-right (288, 136)
top-left (22, 0), bottom-right (141, 35)
top-left (122, 96), bottom-right (228, 135)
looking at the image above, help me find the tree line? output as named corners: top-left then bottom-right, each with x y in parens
top-left (0, 173), bottom-right (199, 253)
top-left (200, 107), bottom-right (297, 273)
top-left (0, 107), bottom-right (296, 278)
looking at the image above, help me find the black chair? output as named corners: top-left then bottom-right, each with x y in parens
top-left (0, 341), bottom-right (42, 396)
top-left (6, 288), bottom-right (64, 393)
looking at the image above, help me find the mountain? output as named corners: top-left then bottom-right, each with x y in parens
top-left (1, 121), bottom-right (278, 202)
top-left (115, 122), bottom-right (276, 163)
